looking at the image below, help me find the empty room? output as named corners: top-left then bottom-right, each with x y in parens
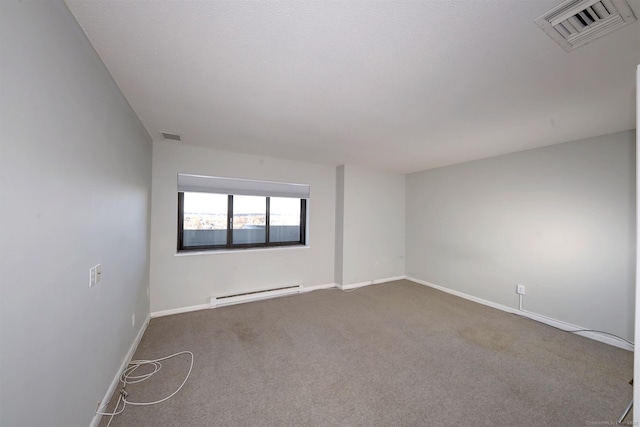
top-left (1, 0), bottom-right (639, 426)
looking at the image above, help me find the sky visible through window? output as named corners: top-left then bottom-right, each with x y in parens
top-left (183, 192), bottom-right (300, 230)
top-left (185, 192), bottom-right (227, 214)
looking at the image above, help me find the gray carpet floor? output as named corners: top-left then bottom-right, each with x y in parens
top-left (99, 280), bottom-right (633, 426)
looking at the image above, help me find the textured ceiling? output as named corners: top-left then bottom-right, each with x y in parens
top-left (65, 0), bottom-right (639, 173)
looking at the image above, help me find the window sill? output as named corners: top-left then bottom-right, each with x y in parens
top-left (174, 245), bottom-right (310, 257)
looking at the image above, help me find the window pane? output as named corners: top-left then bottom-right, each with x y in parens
top-left (269, 197), bottom-right (301, 243)
top-left (232, 195), bottom-right (266, 245)
top-left (183, 192), bottom-right (227, 247)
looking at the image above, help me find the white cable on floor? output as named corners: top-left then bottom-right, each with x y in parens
top-left (96, 351), bottom-right (194, 425)
top-left (517, 294), bottom-right (633, 346)
top-left (102, 394), bottom-right (124, 427)
top-left (123, 351), bottom-right (194, 406)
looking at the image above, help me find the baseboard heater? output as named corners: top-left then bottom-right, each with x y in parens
top-left (210, 285), bottom-right (302, 308)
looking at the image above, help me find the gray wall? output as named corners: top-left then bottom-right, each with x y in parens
top-left (0, 2), bottom-right (152, 426)
top-left (406, 130), bottom-right (636, 340)
top-left (335, 166), bottom-right (346, 284)
top-left (337, 165), bottom-right (406, 286)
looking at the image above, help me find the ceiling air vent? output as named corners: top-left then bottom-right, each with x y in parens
top-left (160, 132), bottom-right (182, 142)
top-left (534, 0), bottom-right (636, 51)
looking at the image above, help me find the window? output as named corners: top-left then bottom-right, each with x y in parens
top-left (232, 195), bottom-right (267, 246)
top-left (177, 174), bottom-right (308, 252)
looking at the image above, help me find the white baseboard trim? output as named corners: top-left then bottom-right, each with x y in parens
top-left (407, 276), bottom-right (516, 314)
top-left (150, 303), bottom-right (211, 319)
top-left (517, 308), bottom-right (634, 351)
top-left (338, 281), bottom-right (370, 291)
top-left (339, 275), bottom-right (407, 291)
top-left (374, 275), bottom-right (407, 284)
top-left (406, 277), bottom-right (633, 352)
top-left (89, 314), bottom-right (150, 427)
top-left (301, 283), bottom-right (338, 293)
top-left (150, 283), bottom-right (338, 318)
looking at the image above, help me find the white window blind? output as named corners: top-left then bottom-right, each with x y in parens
top-left (177, 173), bottom-right (310, 199)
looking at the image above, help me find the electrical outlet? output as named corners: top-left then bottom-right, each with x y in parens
top-left (132, 313), bottom-right (135, 327)
top-left (516, 284), bottom-right (526, 295)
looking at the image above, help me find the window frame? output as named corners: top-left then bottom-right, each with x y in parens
top-left (177, 192), bottom-right (307, 252)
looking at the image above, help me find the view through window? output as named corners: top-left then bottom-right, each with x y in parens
top-left (179, 192), bottom-right (305, 251)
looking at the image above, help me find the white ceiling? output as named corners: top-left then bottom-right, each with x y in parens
top-left (65, 0), bottom-right (640, 173)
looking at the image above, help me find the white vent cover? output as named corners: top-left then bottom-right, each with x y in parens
top-left (535, 0), bottom-right (636, 51)
top-left (160, 131), bottom-right (182, 141)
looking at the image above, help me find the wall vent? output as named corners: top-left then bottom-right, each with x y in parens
top-left (160, 132), bottom-right (182, 142)
top-left (534, 0), bottom-right (636, 51)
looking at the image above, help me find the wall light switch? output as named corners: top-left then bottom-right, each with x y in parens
top-left (96, 264), bottom-right (102, 282)
top-left (89, 267), bottom-right (96, 287)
